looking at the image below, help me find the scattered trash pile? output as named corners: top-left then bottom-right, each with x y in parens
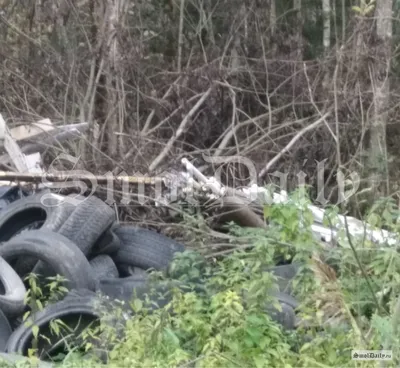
top-left (0, 186), bottom-right (300, 366)
top-left (0, 113), bottom-right (396, 366)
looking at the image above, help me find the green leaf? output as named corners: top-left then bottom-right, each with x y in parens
top-left (327, 347), bottom-right (336, 363)
top-left (253, 355), bottom-right (266, 368)
top-left (28, 348), bottom-right (37, 358)
top-left (32, 325), bottom-right (39, 339)
top-left (382, 209), bottom-right (392, 226)
top-left (246, 314), bottom-right (264, 326)
top-left (259, 336), bottom-right (271, 349)
top-left (246, 327), bottom-right (262, 341)
top-left (263, 206), bottom-right (271, 219)
top-left (367, 213), bottom-right (381, 228)
top-left (164, 328), bottom-right (180, 346)
top-left (109, 350), bottom-right (118, 360)
top-left (300, 342), bottom-right (312, 353)
top-left (132, 298), bottom-right (143, 313)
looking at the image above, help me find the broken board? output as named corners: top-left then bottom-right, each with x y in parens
top-left (9, 118), bottom-right (54, 141)
top-left (0, 114), bottom-right (42, 174)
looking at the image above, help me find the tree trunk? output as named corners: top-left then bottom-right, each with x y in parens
top-left (104, 0), bottom-right (128, 157)
top-left (367, 0), bottom-right (392, 199)
top-left (294, 0), bottom-right (302, 60)
top-left (322, 0), bottom-right (331, 51)
top-left (270, 0), bottom-right (276, 36)
top-left (292, 0), bottom-right (303, 116)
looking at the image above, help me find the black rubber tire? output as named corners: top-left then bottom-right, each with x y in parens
top-left (0, 309), bottom-right (12, 352)
top-left (0, 256), bottom-right (26, 318)
top-left (5, 295), bottom-right (106, 360)
top-left (90, 255), bottom-right (119, 281)
top-left (32, 195), bottom-right (116, 277)
top-left (265, 263), bottom-right (301, 294)
top-left (0, 191), bottom-right (71, 242)
top-left (267, 301), bottom-right (296, 330)
top-left (241, 285), bottom-right (299, 330)
top-left (63, 288), bottom-right (98, 301)
top-left (0, 192), bottom-right (74, 276)
top-left (0, 186), bottom-right (29, 214)
top-left (57, 195), bottom-right (116, 256)
top-left (112, 226), bottom-right (186, 271)
top-left (90, 226), bottom-right (121, 257)
top-left (0, 230), bottom-right (96, 292)
top-left (97, 276), bottom-right (201, 311)
top-left (270, 290), bottom-right (299, 309)
top-left (265, 291), bottom-right (298, 330)
top-left (97, 275), bottom-right (148, 302)
top-left (116, 264), bottom-right (148, 278)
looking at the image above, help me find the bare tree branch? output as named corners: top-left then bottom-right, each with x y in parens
top-left (149, 87), bottom-right (213, 172)
top-left (258, 112), bottom-right (331, 179)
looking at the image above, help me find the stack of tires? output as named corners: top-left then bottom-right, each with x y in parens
top-left (0, 189), bottom-right (300, 366)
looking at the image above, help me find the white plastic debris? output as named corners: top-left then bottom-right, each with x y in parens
top-left (178, 158), bottom-right (400, 248)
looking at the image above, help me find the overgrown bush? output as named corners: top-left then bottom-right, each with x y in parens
top-left (4, 190), bottom-right (400, 367)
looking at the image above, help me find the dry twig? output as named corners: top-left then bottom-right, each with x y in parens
top-left (149, 87), bottom-right (213, 172)
top-left (258, 112), bottom-right (331, 179)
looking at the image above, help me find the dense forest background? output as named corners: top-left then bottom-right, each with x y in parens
top-left (0, 0), bottom-right (397, 212)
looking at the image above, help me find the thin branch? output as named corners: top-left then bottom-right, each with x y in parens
top-left (145, 92), bottom-right (204, 136)
top-left (149, 87), bottom-right (213, 172)
top-left (141, 77), bottom-right (182, 135)
top-left (177, 0), bottom-right (185, 76)
top-left (258, 112), bottom-right (331, 178)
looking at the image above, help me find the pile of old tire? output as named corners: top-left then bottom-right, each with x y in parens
top-left (0, 188), bottom-right (301, 366)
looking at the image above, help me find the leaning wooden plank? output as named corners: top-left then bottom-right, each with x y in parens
top-left (16, 122), bottom-right (88, 144)
top-left (19, 126), bottom-right (87, 155)
top-left (9, 118), bottom-right (54, 141)
top-left (0, 114), bottom-right (28, 172)
top-left (0, 123), bottom-right (89, 165)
